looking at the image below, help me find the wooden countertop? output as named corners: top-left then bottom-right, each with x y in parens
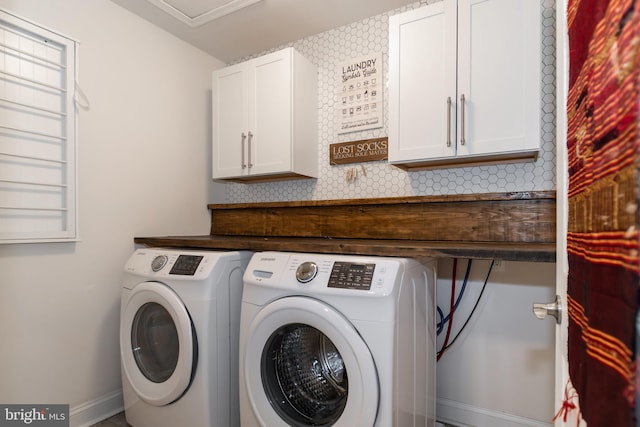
top-left (135, 191), bottom-right (557, 262)
top-left (134, 235), bottom-right (555, 262)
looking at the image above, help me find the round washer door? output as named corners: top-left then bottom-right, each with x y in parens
top-left (244, 296), bottom-right (379, 426)
top-left (120, 281), bottom-right (196, 406)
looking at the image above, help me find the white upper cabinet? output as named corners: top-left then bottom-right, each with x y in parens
top-left (389, 0), bottom-right (541, 169)
top-left (212, 47), bottom-right (318, 181)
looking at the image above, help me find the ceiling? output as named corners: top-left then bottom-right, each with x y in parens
top-left (110, 0), bottom-right (418, 63)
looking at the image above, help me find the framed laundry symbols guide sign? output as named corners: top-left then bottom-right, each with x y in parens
top-left (337, 52), bottom-right (383, 134)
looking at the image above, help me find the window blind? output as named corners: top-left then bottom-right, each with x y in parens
top-left (0, 10), bottom-right (77, 243)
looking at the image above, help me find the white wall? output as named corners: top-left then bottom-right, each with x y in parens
top-left (436, 259), bottom-right (556, 426)
top-left (217, 0), bottom-right (557, 204)
top-left (0, 0), bottom-right (223, 425)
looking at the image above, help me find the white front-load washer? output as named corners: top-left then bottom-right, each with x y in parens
top-left (239, 251), bottom-right (437, 427)
top-left (120, 248), bottom-right (252, 427)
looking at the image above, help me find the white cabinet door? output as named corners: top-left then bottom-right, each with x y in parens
top-left (212, 62), bottom-right (249, 178)
top-left (250, 50), bottom-right (293, 176)
top-left (212, 47), bottom-right (317, 181)
top-left (457, 0), bottom-right (541, 158)
top-left (389, 1), bottom-right (457, 163)
top-left (389, 0), bottom-right (541, 168)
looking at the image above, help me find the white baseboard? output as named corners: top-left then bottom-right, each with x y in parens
top-left (436, 398), bottom-right (552, 427)
top-left (70, 390), bottom-right (124, 427)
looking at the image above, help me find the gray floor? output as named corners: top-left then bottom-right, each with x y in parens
top-left (90, 411), bottom-right (129, 427)
top-left (92, 411), bottom-right (457, 427)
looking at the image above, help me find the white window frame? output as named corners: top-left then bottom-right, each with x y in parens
top-left (0, 9), bottom-right (78, 244)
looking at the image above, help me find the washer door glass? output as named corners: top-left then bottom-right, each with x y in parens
top-left (262, 323), bottom-right (348, 425)
top-left (120, 281), bottom-right (196, 406)
top-left (243, 296), bottom-right (378, 427)
top-left (131, 302), bottom-right (179, 383)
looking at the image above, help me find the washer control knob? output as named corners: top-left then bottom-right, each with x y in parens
top-left (151, 255), bottom-right (168, 272)
top-left (296, 261), bottom-right (318, 283)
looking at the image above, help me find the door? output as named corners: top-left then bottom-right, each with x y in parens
top-left (242, 297), bottom-right (379, 426)
top-left (552, 2), bottom-right (580, 424)
top-left (457, 0), bottom-right (541, 158)
top-left (120, 281), bottom-right (196, 406)
top-left (250, 49), bottom-right (293, 176)
top-left (388, 1), bottom-right (457, 163)
top-left (212, 61), bottom-right (249, 178)
top-left (553, 0), bottom-right (639, 424)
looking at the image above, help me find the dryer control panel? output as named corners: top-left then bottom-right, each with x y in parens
top-left (169, 255), bottom-right (204, 275)
top-left (124, 249), bottom-right (240, 281)
top-left (328, 261), bottom-right (375, 290)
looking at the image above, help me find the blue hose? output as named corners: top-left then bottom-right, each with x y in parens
top-left (437, 259), bottom-right (473, 335)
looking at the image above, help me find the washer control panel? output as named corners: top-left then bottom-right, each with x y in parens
top-left (150, 254), bottom-right (204, 275)
top-left (328, 261), bottom-right (375, 290)
top-left (250, 252), bottom-right (403, 295)
top-left (125, 249), bottom-right (229, 280)
top-left (168, 255), bottom-right (204, 276)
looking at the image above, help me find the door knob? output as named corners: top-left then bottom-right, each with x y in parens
top-left (533, 295), bottom-right (562, 324)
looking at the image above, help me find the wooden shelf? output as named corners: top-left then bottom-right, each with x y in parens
top-left (134, 235), bottom-right (555, 262)
top-left (135, 192), bottom-right (556, 262)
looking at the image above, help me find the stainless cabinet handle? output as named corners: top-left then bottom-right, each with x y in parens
top-left (446, 97), bottom-right (452, 147)
top-left (241, 132), bottom-right (247, 169)
top-left (247, 131), bottom-right (253, 169)
top-left (460, 94), bottom-right (466, 146)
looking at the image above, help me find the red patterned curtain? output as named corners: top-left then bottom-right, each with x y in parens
top-left (566, 0), bottom-right (640, 425)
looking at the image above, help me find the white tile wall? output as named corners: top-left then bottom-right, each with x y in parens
top-left (220, 0), bottom-right (556, 203)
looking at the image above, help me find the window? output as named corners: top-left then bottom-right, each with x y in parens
top-left (0, 10), bottom-right (78, 243)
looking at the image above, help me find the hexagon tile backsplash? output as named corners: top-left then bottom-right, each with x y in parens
top-left (221, 0), bottom-right (556, 204)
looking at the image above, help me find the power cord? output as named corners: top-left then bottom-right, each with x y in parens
top-left (437, 259), bottom-right (472, 335)
top-left (437, 259), bottom-right (495, 360)
top-left (437, 258), bottom-right (457, 362)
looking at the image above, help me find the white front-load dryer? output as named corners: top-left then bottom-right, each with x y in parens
top-left (239, 251), bottom-right (437, 427)
top-left (120, 248), bottom-right (252, 427)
